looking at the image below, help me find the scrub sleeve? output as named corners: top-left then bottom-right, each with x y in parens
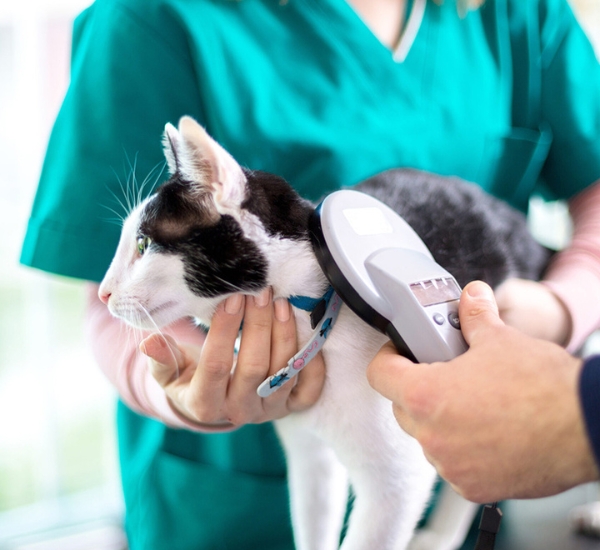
top-left (580, 355), bottom-right (600, 470)
top-left (19, 0), bottom-right (600, 548)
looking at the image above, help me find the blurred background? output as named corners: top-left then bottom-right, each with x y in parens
top-left (1, 1), bottom-right (124, 549)
top-left (0, 1), bottom-right (599, 549)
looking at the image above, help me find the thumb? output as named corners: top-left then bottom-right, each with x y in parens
top-left (367, 341), bottom-right (419, 404)
top-left (459, 281), bottom-right (505, 345)
top-left (140, 333), bottom-right (184, 387)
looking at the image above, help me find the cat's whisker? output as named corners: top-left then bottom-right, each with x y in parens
top-left (100, 203), bottom-right (126, 225)
top-left (114, 315), bottom-right (138, 393)
top-left (136, 161), bottom-right (166, 208)
top-left (105, 155), bottom-right (164, 222)
top-left (117, 150), bottom-right (139, 216)
top-left (100, 216), bottom-right (127, 227)
top-left (125, 153), bottom-right (139, 214)
top-left (136, 301), bottom-right (181, 381)
top-left (105, 179), bottom-right (133, 220)
top-left (210, 275), bottom-right (256, 296)
top-left (112, 164), bottom-right (134, 216)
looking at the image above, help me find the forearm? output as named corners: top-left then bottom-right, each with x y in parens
top-left (84, 283), bottom-right (226, 431)
top-left (543, 181), bottom-right (600, 352)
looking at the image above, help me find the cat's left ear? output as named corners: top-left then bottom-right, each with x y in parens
top-left (162, 117), bottom-right (247, 213)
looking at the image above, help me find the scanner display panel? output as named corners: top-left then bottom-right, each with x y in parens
top-left (410, 278), bottom-right (461, 307)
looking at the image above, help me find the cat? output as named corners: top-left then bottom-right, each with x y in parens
top-left (98, 116), bottom-right (550, 550)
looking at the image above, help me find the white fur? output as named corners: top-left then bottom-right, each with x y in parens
top-left (99, 118), bottom-right (477, 550)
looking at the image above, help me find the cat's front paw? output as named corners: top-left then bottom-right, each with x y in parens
top-left (407, 530), bottom-right (458, 550)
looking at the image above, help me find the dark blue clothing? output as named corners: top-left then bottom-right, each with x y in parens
top-left (580, 355), bottom-right (600, 468)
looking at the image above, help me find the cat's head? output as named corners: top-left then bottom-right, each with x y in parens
top-left (98, 116), bottom-right (320, 330)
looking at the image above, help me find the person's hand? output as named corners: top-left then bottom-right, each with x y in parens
top-left (140, 288), bottom-right (325, 428)
top-left (494, 278), bottom-right (572, 345)
top-left (367, 280), bottom-right (598, 503)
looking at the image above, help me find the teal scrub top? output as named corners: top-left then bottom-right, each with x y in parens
top-left (20, 0), bottom-right (600, 548)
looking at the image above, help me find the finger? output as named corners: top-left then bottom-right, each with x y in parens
top-left (259, 298), bottom-right (302, 416)
top-left (140, 333), bottom-right (185, 387)
top-left (188, 294), bottom-right (245, 419)
top-left (459, 281), bottom-right (505, 346)
top-left (269, 298), bottom-right (297, 375)
top-left (366, 341), bottom-right (417, 403)
top-left (287, 352), bottom-right (326, 412)
top-left (228, 288), bottom-right (275, 421)
top-left (368, 341), bottom-right (444, 422)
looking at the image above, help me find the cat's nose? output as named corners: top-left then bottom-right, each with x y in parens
top-left (98, 287), bottom-right (111, 305)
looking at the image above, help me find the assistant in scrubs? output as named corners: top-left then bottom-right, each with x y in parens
top-left (21, 0), bottom-right (600, 548)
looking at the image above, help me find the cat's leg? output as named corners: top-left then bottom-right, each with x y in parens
top-left (275, 418), bottom-right (349, 550)
top-left (407, 484), bottom-right (479, 550)
top-left (338, 429), bottom-right (437, 550)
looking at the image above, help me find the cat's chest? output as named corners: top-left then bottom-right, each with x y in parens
top-left (294, 304), bottom-right (388, 394)
top-left (276, 303), bottom-right (391, 446)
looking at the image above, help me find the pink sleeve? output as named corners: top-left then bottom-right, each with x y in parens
top-left (543, 180), bottom-right (600, 352)
top-left (84, 284), bottom-right (236, 432)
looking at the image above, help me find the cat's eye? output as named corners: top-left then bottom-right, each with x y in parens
top-left (137, 236), bottom-right (152, 256)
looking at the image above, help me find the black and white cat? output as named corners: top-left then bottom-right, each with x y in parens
top-left (99, 116), bottom-right (549, 550)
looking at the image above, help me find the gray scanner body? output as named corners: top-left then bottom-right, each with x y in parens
top-left (312, 190), bottom-right (468, 362)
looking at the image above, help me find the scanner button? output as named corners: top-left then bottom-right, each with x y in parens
top-left (448, 311), bottom-right (461, 329)
top-left (433, 313), bottom-right (445, 326)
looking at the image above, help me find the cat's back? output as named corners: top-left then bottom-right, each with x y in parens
top-left (354, 168), bottom-right (550, 288)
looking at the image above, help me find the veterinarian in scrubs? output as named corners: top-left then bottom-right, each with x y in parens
top-left (21, 0), bottom-right (600, 548)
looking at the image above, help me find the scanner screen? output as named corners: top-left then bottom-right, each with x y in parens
top-left (343, 207), bottom-right (393, 236)
top-left (410, 278), bottom-right (461, 307)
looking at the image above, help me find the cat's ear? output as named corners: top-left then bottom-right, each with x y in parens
top-left (162, 117), bottom-right (246, 213)
top-left (162, 123), bottom-right (181, 175)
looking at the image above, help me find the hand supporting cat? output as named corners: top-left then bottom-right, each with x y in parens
top-left (140, 288), bottom-right (326, 427)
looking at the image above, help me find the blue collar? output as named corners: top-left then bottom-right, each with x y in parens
top-left (289, 286), bottom-right (335, 329)
top-left (288, 295), bottom-right (322, 312)
top-left (257, 287), bottom-right (341, 398)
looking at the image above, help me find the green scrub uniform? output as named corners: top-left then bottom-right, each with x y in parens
top-left (21, 0), bottom-right (600, 548)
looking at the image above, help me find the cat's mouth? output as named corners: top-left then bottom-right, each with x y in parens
top-left (142, 301), bottom-right (181, 327)
top-left (148, 301), bottom-right (177, 317)
top-left (110, 299), bottom-right (180, 329)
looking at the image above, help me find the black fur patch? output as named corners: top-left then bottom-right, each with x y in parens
top-left (241, 169), bottom-right (313, 240)
top-left (163, 215), bottom-right (267, 297)
top-left (139, 174), bottom-right (210, 239)
top-left (139, 174), bottom-right (268, 298)
top-left (356, 169), bottom-right (550, 288)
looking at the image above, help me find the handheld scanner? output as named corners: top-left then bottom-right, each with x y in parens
top-left (309, 190), bottom-right (468, 363)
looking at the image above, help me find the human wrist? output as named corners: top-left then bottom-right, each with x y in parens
top-left (543, 262), bottom-right (600, 352)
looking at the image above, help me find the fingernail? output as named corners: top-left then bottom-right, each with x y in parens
top-left (274, 298), bottom-right (290, 322)
top-left (225, 294), bottom-right (243, 314)
top-left (466, 281), bottom-right (494, 300)
top-left (253, 288), bottom-right (271, 308)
